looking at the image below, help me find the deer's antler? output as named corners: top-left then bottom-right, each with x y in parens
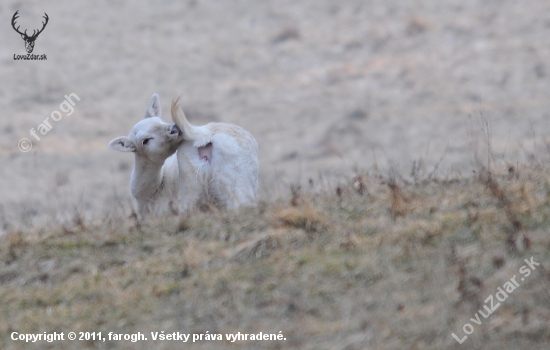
top-left (29, 13), bottom-right (49, 39)
top-left (11, 11), bottom-right (27, 37)
top-left (11, 11), bottom-right (49, 39)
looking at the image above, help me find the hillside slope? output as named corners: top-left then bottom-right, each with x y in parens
top-left (1, 166), bottom-right (550, 349)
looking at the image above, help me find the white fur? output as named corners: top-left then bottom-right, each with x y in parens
top-left (171, 97), bottom-right (259, 210)
top-left (109, 94), bottom-right (184, 217)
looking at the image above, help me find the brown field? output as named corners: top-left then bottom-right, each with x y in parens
top-left (1, 0), bottom-right (550, 349)
top-left (2, 165), bottom-right (550, 349)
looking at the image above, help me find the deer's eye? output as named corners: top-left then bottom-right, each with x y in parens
top-left (142, 138), bottom-right (152, 145)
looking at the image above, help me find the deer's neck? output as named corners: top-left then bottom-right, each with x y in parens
top-left (130, 156), bottom-right (165, 201)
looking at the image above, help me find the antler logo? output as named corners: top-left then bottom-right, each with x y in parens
top-left (11, 11), bottom-right (49, 54)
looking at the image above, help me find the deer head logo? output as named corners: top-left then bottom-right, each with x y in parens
top-left (11, 11), bottom-right (49, 54)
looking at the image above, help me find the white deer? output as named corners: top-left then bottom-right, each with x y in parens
top-left (171, 97), bottom-right (258, 210)
top-left (109, 94), bottom-right (184, 217)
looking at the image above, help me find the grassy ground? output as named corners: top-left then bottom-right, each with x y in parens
top-left (1, 164), bottom-right (550, 350)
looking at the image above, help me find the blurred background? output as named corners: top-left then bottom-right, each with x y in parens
top-left (1, 0), bottom-right (549, 229)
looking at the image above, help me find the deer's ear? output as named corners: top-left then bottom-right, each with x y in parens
top-left (144, 94), bottom-right (161, 118)
top-left (20, 34), bottom-right (25, 39)
top-left (109, 136), bottom-right (136, 152)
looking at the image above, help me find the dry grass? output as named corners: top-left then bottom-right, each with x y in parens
top-left (1, 164), bottom-right (550, 349)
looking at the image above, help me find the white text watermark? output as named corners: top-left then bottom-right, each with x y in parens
top-left (451, 256), bottom-right (540, 344)
top-left (18, 93), bottom-right (80, 152)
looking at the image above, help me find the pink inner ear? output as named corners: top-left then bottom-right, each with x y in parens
top-left (198, 142), bottom-right (213, 162)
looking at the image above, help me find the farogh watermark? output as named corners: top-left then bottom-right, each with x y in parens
top-left (18, 93), bottom-right (80, 152)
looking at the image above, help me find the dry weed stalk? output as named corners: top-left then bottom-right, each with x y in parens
top-left (484, 172), bottom-right (530, 252)
top-left (388, 179), bottom-right (409, 219)
top-left (275, 198), bottom-right (326, 233)
top-left (469, 110), bottom-right (532, 252)
top-left (456, 263), bottom-right (484, 310)
top-left (352, 173), bottom-right (369, 196)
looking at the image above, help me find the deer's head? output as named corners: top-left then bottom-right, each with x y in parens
top-left (12, 11), bottom-right (49, 54)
